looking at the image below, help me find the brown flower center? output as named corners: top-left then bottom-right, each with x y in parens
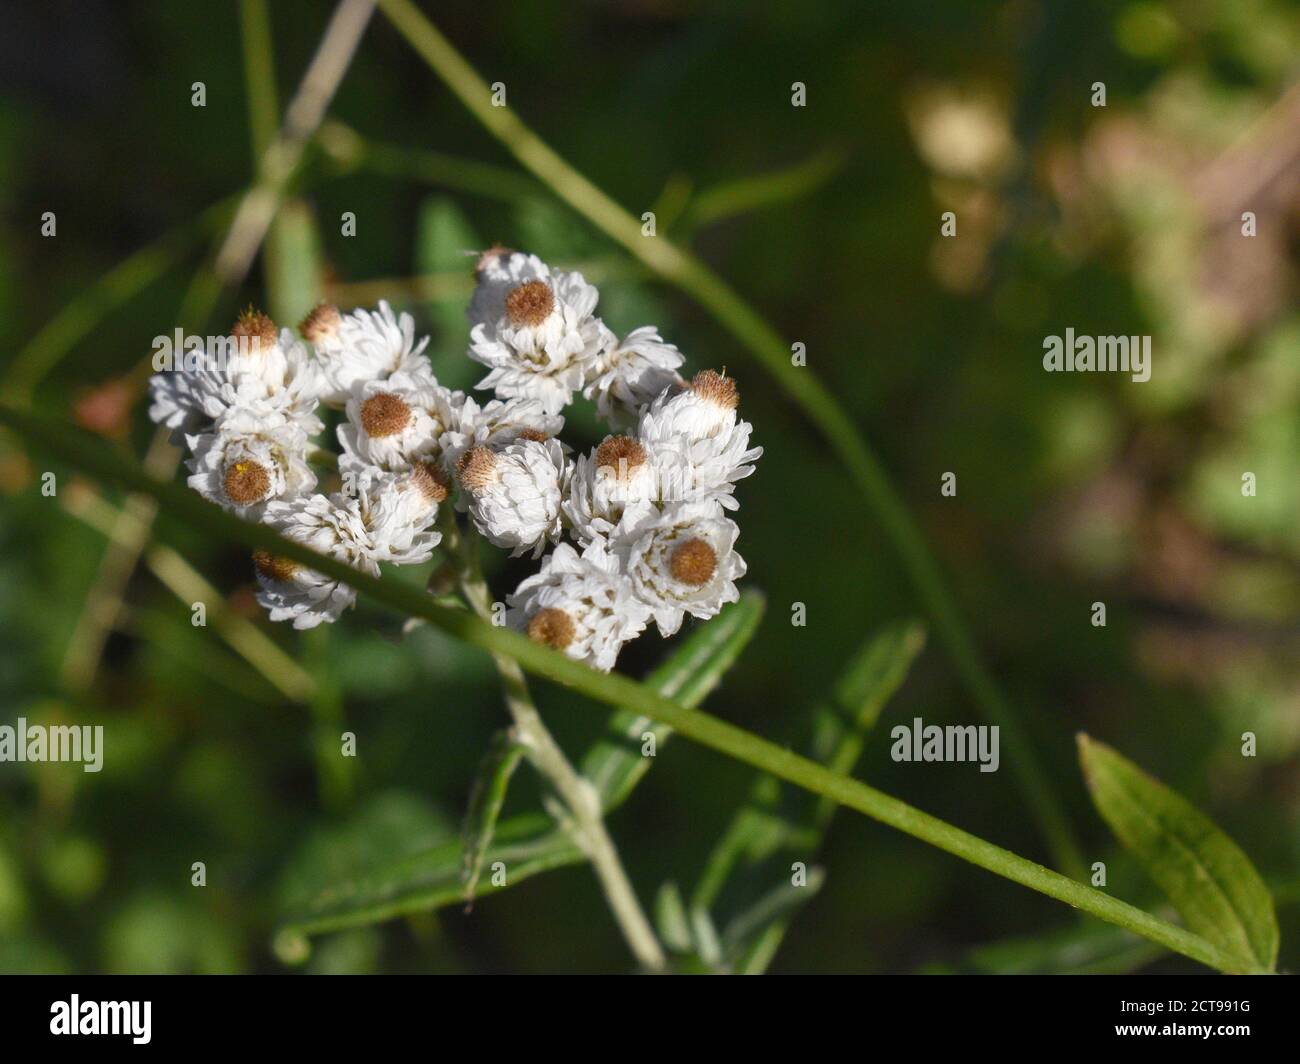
top-left (456, 446), bottom-right (499, 492)
top-left (669, 538), bottom-right (717, 585)
top-left (223, 459), bottom-right (272, 506)
top-left (690, 369), bottom-right (738, 410)
top-left (517, 428), bottom-right (550, 443)
top-left (411, 462), bottom-right (450, 504)
top-left (252, 549), bottom-right (300, 583)
top-left (594, 435), bottom-right (646, 481)
top-left (504, 280), bottom-right (555, 327)
top-left (231, 307), bottom-right (278, 353)
top-left (360, 393), bottom-right (412, 438)
top-left (527, 608), bottom-right (576, 649)
top-left (299, 302), bottom-right (341, 344)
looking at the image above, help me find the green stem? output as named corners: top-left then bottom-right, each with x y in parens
top-left (317, 121), bottom-right (543, 203)
top-left (0, 402), bottom-right (1239, 973)
top-left (239, 0), bottom-right (280, 159)
top-left (373, 0), bottom-right (1083, 879)
top-left (443, 514), bottom-right (666, 972)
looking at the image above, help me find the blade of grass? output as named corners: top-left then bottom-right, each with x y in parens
top-left (683, 147), bottom-right (848, 231)
top-left (317, 121), bottom-right (543, 203)
top-left (372, 0), bottom-right (1083, 879)
top-left (0, 402), bottom-right (1239, 973)
top-left (693, 619), bottom-right (925, 913)
top-left (239, 0), bottom-right (279, 158)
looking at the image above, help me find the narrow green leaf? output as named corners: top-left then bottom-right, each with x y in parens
top-left (460, 729), bottom-right (526, 905)
top-left (683, 147), bottom-right (848, 231)
top-left (695, 619), bottom-right (925, 909)
top-left (274, 792), bottom-right (459, 951)
top-left (278, 814), bottom-right (582, 940)
top-left (653, 881), bottom-right (692, 953)
top-left (265, 199), bottom-right (324, 326)
top-left (582, 591), bottom-right (765, 811)
top-left (1078, 734), bottom-right (1279, 974)
top-left (725, 868), bottom-right (825, 974)
top-left (813, 619), bottom-right (925, 821)
top-left (415, 197), bottom-right (481, 375)
top-left (953, 921), bottom-right (1167, 975)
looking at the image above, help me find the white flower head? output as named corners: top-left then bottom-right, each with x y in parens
top-left (613, 500), bottom-right (745, 636)
top-left (149, 310), bottom-right (324, 442)
top-left (337, 372), bottom-right (470, 483)
top-left (441, 395), bottom-right (566, 481)
top-left (456, 438), bottom-right (568, 558)
top-left (506, 538), bottom-right (652, 672)
top-left (185, 410), bottom-right (316, 519)
top-left (584, 326), bottom-right (686, 428)
top-left (253, 492), bottom-right (381, 629)
top-left (355, 465), bottom-right (447, 566)
top-left (301, 300), bottom-right (435, 405)
top-left (640, 370), bottom-right (761, 510)
top-left (467, 248), bottom-right (609, 415)
top-left (563, 434), bottom-right (661, 546)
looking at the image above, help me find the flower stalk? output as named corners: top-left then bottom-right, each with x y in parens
top-left (440, 511), bottom-right (667, 972)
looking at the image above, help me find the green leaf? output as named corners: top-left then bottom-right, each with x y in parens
top-left (276, 813), bottom-right (581, 944)
top-left (950, 921), bottom-right (1168, 975)
top-left (274, 792), bottom-right (460, 956)
top-left (415, 197), bottom-right (481, 381)
top-left (1077, 734), bottom-right (1279, 974)
top-left (460, 729), bottom-right (526, 904)
top-left (811, 618), bottom-right (925, 822)
top-left (653, 881), bottom-right (692, 953)
top-left (694, 619), bottom-right (925, 910)
top-left (725, 868), bottom-right (826, 975)
top-left (264, 199), bottom-right (324, 326)
top-left (582, 591), bottom-right (766, 812)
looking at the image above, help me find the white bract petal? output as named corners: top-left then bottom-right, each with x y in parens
top-left (457, 438), bottom-right (568, 558)
top-left (148, 312), bottom-right (323, 440)
top-left (639, 371), bottom-right (761, 510)
top-left (302, 300), bottom-right (435, 404)
top-left (337, 373), bottom-right (471, 487)
top-left (562, 434), bottom-right (661, 546)
top-left (355, 466), bottom-right (447, 566)
top-left (584, 326), bottom-right (685, 427)
top-left (506, 539), bottom-right (652, 672)
top-left (467, 249), bottom-right (609, 414)
top-left (253, 493), bottom-right (381, 629)
top-left (440, 395), bottom-right (566, 478)
top-left (612, 500), bottom-right (745, 636)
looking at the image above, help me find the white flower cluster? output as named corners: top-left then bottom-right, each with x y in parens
top-left (147, 248), bottom-right (761, 670)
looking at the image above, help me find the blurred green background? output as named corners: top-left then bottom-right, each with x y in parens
top-left (0, 0), bottom-right (1296, 973)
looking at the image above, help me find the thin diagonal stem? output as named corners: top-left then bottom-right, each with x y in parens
top-left (375, 0), bottom-right (1084, 878)
top-left (215, 0), bottom-right (376, 283)
top-left (444, 514), bottom-right (665, 972)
